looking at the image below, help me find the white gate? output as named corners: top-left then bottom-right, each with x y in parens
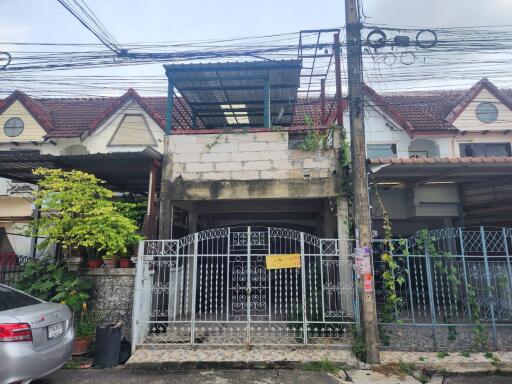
top-left (132, 226), bottom-right (357, 347)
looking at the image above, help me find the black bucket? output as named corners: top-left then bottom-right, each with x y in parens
top-left (93, 324), bottom-right (122, 368)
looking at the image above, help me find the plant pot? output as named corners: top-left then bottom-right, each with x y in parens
top-left (66, 257), bottom-right (85, 272)
top-left (88, 259), bottom-right (103, 269)
top-left (118, 259), bottom-right (132, 268)
top-left (103, 258), bottom-right (118, 268)
top-left (72, 337), bottom-right (92, 356)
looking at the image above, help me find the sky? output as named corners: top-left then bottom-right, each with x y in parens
top-left (1, 0), bottom-right (512, 97)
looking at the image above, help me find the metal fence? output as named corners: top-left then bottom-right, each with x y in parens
top-left (132, 226), bottom-right (357, 348)
top-left (0, 254), bottom-right (32, 286)
top-left (373, 226), bottom-right (512, 351)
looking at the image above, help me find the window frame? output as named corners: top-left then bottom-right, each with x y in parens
top-left (459, 142), bottom-right (511, 158)
top-left (366, 143), bottom-right (397, 159)
top-left (3, 117), bottom-right (24, 138)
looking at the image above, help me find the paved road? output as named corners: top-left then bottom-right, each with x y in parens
top-left (34, 368), bottom-right (340, 384)
top-left (33, 368), bottom-right (512, 383)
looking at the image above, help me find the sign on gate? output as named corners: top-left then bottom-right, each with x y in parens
top-left (265, 253), bottom-right (301, 269)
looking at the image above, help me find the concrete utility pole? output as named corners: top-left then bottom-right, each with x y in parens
top-left (344, 0), bottom-right (380, 363)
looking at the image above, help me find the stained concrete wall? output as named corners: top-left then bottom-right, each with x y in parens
top-left (79, 268), bottom-right (135, 340)
top-left (168, 131), bottom-right (337, 182)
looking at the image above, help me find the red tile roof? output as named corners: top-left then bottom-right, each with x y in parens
top-left (1, 78), bottom-right (511, 139)
top-left (368, 156), bottom-right (512, 165)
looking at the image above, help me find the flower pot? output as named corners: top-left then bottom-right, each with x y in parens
top-left (66, 256), bottom-right (84, 272)
top-left (88, 259), bottom-right (103, 269)
top-left (103, 258), bottom-right (118, 268)
top-left (118, 259), bottom-right (132, 268)
top-left (72, 337), bottom-right (92, 356)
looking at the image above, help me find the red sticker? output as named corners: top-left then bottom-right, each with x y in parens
top-left (364, 273), bottom-right (374, 292)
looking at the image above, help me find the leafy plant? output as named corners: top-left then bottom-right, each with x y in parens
top-left (351, 326), bottom-right (367, 362)
top-left (460, 351), bottom-right (470, 358)
top-left (75, 307), bottom-right (96, 339)
top-left (437, 351), bottom-right (449, 358)
top-left (30, 168), bottom-right (142, 260)
top-left (302, 358), bottom-right (349, 374)
top-left (16, 256), bottom-right (92, 313)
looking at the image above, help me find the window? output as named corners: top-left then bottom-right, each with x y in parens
top-left (476, 102), bottom-right (498, 124)
top-left (0, 285), bottom-right (41, 311)
top-left (367, 143), bottom-right (397, 159)
top-left (460, 143), bottom-right (511, 157)
top-left (3, 117), bottom-right (24, 137)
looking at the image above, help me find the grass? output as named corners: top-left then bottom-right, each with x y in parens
top-left (63, 360), bottom-right (81, 369)
top-left (302, 359), bottom-right (350, 374)
top-left (460, 351), bottom-right (471, 358)
top-left (437, 351), bottom-right (449, 359)
top-left (374, 360), bottom-right (416, 378)
top-left (418, 356), bottom-right (426, 362)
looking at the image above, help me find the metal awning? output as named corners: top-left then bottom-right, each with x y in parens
top-left (0, 147), bottom-right (162, 194)
top-left (369, 157), bottom-right (512, 185)
top-left (165, 60), bottom-right (301, 129)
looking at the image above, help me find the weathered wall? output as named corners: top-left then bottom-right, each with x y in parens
top-left (79, 268), bottom-right (135, 340)
top-left (168, 131), bottom-right (337, 182)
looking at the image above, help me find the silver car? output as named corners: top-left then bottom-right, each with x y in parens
top-left (0, 284), bottom-right (74, 384)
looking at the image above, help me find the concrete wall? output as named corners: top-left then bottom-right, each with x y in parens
top-left (79, 268), bottom-right (135, 340)
top-left (168, 131), bottom-right (337, 182)
top-left (363, 104), bottom-right (412, 158)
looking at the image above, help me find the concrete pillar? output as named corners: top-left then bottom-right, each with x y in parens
top-left (159, 136), bottom-right (173, 239)
top-left (336, 196), bottom-right (353, 317)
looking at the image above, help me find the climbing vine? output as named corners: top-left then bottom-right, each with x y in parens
top-left (417, 230), bottom-right (488, 351)
top-left (372, 182), bottom-right (407, 345)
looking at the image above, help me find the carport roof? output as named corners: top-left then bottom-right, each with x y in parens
top-left (369, 156), bottom-right (512, 185)
top-left (0, 147), bottom-right (161, 194)
top-left (164, 60), bottom-right (302, 129)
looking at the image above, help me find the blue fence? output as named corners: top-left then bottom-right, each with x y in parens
top-left (373, 227), bottom-right (512, 351)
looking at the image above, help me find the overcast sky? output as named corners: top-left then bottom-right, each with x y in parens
top-left (1, 0), bottom-right (512, 96)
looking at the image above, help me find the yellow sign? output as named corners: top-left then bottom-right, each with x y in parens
top-left (265, 254), bottom-right (301, 270)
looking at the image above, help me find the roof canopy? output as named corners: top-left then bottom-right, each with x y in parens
top-left (165, 60), bottom-right (302, 129)
top-left (0, 148), bottom-right (161, 194)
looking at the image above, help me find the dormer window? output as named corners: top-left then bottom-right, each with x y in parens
top-left (4, 117), bottom-right (24, 137)
top-left (476, 102), bottom-right (498, 124)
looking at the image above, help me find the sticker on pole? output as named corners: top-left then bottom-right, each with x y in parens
top-left (266, 254), bottom-right (301, 269)
top-left (364, 273), bottom-right (374, 292)
top-left (354, 247), bottom-right (372, 276)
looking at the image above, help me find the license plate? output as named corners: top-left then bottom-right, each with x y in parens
top-left (48, 322), bottom-right (64, 340)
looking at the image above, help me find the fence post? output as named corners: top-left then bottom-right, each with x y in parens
top-left (480, 226), bottom-right (497, 349)
top-left (424, 236), bottom-right (438, 350)
top-left (458, 228), bottom-right (472, 320)
top-left (405, 239), bottom-right (415, 324)
top-left (300, 232), bottom-right (308, 344)
top-left (190, 233), bottom-right (198, 344)
top-left (247, 226), bottom-right (251, 344)
top-left (131, 240), bottom-right (145, 352)
top-left (503, 228), bottom-right (512, 320)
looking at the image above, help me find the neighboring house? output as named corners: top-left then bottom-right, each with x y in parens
top-left (364, 78), bottom-right (512, 235)
top-left (0, 88), bottom-right (170, 258)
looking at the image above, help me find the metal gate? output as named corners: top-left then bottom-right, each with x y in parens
top-left (132, 226), bottom-right (357, 347)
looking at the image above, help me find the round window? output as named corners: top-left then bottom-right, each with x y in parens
top-left (4, 117), bottom-right (24, 137)
top-left (476, 102), bottom-right (498, 124)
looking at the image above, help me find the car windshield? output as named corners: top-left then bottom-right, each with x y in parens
top-left (0, 285), bottom-right (41, 311)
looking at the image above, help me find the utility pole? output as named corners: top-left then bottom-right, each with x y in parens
top-left (345, 0), bottom-right (380, 363)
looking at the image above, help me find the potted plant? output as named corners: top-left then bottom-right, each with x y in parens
top-left (87, 255), bottom-right (103, 269)
top-left (73, 305), bottom-right (95, 356)
top-left (118, 254), bottom-right (132, 268)
top-left (101, 255), bottom-right (117, 268)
